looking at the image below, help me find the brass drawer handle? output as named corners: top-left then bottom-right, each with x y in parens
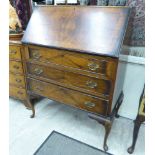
top-left (10, 50), bottom-right (17, 54)
top-left (17, 91), bottom-right (23, 95)
top-left (32, 52), bottom-right (41, 59)
top-left (34, 68), bottom-right (43, 75)
top-left (35, 87), bottom-right (43, 92)
top-left (86, 80), bottom-right (97, 88)
top-left (88, 62), bottom-right (99, 71)
top-left (84, 101), bottom-right (95, 108)
top-left (13, 65), bottom-right (20, 69)
top-left (16, 79), bottom-right (22, 83)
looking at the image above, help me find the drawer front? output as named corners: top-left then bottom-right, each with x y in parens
top-left (9, 45), bottom-right (21, 60)
top-left (27, 63), bottom-right (111, 96)
top-left (27, 46), bottom-right (117, 79)
top-left (28, 78), bottom-right (109, 116)
top-left (9, 85), bottom-right (26, 100)
top-left (10, 61), bottom-right (23, 74)
top-left (9, 73), bottom-right (25, 88)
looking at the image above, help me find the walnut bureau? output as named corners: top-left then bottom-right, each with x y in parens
top-left (21, 6), bottom-right (130, 151)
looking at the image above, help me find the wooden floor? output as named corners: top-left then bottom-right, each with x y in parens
top-left (10, 98), bottom-right (145, 155)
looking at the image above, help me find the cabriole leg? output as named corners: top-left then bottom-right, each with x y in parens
top-left (26, 94), bottom-right (35, 118)
top-left (103, 121), bottom-right (112, 151)
top-left (127, 115), bottom-right (144, 154)
top-left (88, 91), bottom-right (124, 151)
top-left (23, 101), bottom-right (32, 110)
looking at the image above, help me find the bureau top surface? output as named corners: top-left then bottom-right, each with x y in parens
top-left (22, 6), bottom-right (130, 57)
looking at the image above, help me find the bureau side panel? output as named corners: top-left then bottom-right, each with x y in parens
top-left (111, 59), bottom-right (126, 110)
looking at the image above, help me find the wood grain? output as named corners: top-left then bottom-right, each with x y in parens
top-left (9, 85), bottom-right (27, 100)
top-left (19, 6), bottom-right (130, 149)
top-left (28, 78), bottom-right (109, 116)
top-left (9, 45), bottom-right (22, 60)
top-left (26, 62), bottom-right (111, 97)
top-left (24, 45), bottom-right (118, 80)
top-left (9, 43), bottom-right (28, 104)
top-left (10, 60), bottom-right (23, 74)
top-left (22, 6), bottom-right (130, 57)
top-left (9, 73), bottom-right (25, 88)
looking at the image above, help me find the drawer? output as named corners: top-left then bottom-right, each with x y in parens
top-left (10, 61), bottom-right (23, 74)
top-left (26, 46), bottom-right (117, 79)
top-left (9, 85), bottom-right (26, 100)
top-left (9, 45), bottom-right (21, 60)
top-left (28, 78), bottom-right (109, 116)
top-left (27, 63), bottom-right (111, 97)
top-left (9, 73), bottom-right (25, 88)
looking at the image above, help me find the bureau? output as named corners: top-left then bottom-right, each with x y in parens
top-left (9, 36), bottom-right (39, 108)
top-left (9, 37), bottom-right (30, 108)
top-left (21, 6), bottom-right (130, 151)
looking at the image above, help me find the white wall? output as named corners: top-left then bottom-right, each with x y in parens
top-left (118, 55), bottom-right (145, 120)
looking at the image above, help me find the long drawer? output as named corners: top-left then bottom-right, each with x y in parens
top-left (9, 73), bottom-right (25, 88)
top-left (25, 46), bottom-right (118, 80)
top-left (26, 62), bottom-right (111, 97)
top-left (10, 61), bottom-right (23, 74)
top-left (28, 78), bottom-right (109, 116)
top-left (9, 45), bottom-right (21, 60)
top-left (9, 85), bottom-right (27, 100)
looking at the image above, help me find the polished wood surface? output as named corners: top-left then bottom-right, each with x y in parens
top-left (9, 41), bottom-right (29, 107)
top-left (9, 85), bottom-right (27, 100)
top-left (9, 60), bottom-right (23, 74)
top-left (21, 6), bottom-right (130, 150)
top-left (22, 6), bottom-right (130, 57)
top-left (23, 44), bottom-right (117, 110)
top-left (26, 62), bottom-right (111, 97)
top-left (25, 45), bottom-right (118, 80)
top-left (28, 78), bottom-right (109, 115)
top-left (9, 33), bottom-right (24, 41)
top-left (9, 45), bottom-right (22, 60)
top-left (9, 73), bottom-right (25, 88)
top-left (23, 44), bottom-right (118, 115)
